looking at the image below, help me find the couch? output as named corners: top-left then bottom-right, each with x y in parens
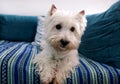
top-left (0, 1), bottom-right (120, 84)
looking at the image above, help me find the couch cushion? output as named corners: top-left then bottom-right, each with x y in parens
top-left (0, 14), bottom-right (38, 42)
top-left (33, 16), bottom-right (45, 45)
top-left (79, 1), bottom-right (120, 68)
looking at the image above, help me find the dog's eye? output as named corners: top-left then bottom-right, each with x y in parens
top-left (56, 24), bottom-right (62, 30)
top-left (70, 27), bottom-right (75, 32)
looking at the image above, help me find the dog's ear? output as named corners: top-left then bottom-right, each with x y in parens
top-left (75, 10), bottom-right (87, 28)
top-left (79, 10), bottom-right (85, 16)
top-left (75, 10), bottom-right (86, 21)
top-left (49, 4), bottom-right (57, 16)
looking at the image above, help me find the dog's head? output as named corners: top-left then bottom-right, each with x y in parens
top-left (44, 5), bottom-right (87, 51)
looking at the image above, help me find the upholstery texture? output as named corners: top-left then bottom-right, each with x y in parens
top-left (79, 1), bottom-right (120, 69)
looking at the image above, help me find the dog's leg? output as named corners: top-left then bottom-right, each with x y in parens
top-left (42, 82), bottom-right (49, 84)
top-left (40, 65), bottom-right (55, 84)
top-left (53, 77), bottom-right (59, 84)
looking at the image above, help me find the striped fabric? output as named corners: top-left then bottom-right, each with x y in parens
top-left (0, 40), bottom-right (120, 84)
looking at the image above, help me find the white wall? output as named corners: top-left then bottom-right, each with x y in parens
top-left (0, 0), bottom-right (118, 16)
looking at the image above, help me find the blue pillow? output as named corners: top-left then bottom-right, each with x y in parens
top-left (79, 1), bottom-right (120, 69)
top-left (0, 14), bottom-right (38, 42)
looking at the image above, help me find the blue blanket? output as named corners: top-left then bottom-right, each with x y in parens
top-left (0, 41), bottom-right (120, 84)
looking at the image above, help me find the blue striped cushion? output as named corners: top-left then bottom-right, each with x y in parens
top-left (0, 41), bottom-right (120, 84)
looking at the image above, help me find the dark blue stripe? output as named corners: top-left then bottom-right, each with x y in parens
top-left (14, 44), bottom-right (28, 84)
top-left (1, 43), bottom-right (23, 84)
top-left (77, 65), bottom-right (83, 84)
top-left (89, 61), bottom-right (103, 84)
top-left (67, 77), bottom-right (72, 84)
top-left (76, 68), bottom-right (80, 84)
top-left (80, 59), bottom-right (91, 84)
top-left (23, 44), bottom-right (33, 84)
top-left (31, 46), bottom-right (40, 84)
top-left (113, 68), bottom-right (120, 84)
top-left (34, 69), bottom-right (40, 84)
top-left (102, 64), bottom-right (113, 84)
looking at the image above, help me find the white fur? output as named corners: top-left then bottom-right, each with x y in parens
top-left (33, 5), bottom-right (87, 84)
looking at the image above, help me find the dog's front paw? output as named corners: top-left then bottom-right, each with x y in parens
top-left (42, 80), bottom-right (50, 84)
top-left (40, 65), bottom-right (55, 84)
top-left (53, 77), bottom-right (59, 84)
top-left (42, 82), bottom-right (49, 84)
top-left (41, 77), bottom-right (54, 84)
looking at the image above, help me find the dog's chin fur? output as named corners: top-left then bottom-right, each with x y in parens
top-left (33, 5), bottom-right (87, 84)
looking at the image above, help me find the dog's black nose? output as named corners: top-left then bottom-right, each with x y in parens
top-left (60, 39), bottom-right (69, 47)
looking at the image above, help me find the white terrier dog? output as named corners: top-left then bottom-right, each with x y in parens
top-left (33, 4), bottom-right (87, 84)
